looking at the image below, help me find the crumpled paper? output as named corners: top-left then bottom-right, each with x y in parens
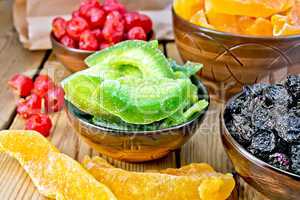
top-left (13, 0), bottom-right (173, 50)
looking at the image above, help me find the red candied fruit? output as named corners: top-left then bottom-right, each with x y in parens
top-left (103, 0), bottom-right (126, 15)
top-left (85, 7), bottom-right (106, 29)
top-left (60, 35), bottom-right (76, 48)
top-left (72, 10), bottom-right (81, 18)
top-left (45, 86), bottom-right (65, 113)
top-left (66, 17), bottom-right (89, 40)
top-left (17, 94), bottom-right (42, 119)
top-left (139, 14), bottom-right (153, 33)
top-left (102, 11), bottom-right (125, 43)
top-left (32, 75), bottom-right (55, 98)
top-left (99, 41), bottom-right (113, 50)
top-left (25, 114), bottom-right (52, 137)
top-left (91, 28), bottom-right (103, 41)
top-left (127, 26), bottom-right (147, 41)
top-left (8, 74), bottom-right (33, 97)
top-left (52, 17), bottom-right (67, 39)
top-left (79, 0), bottom-right (102, 19)
top-left (124, 12), bottom-right (141, 31)
top-left (79, 30), bottom-right (99, 50)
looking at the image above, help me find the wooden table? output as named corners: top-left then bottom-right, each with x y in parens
top-left (0, 1), bottom-right (269, 199)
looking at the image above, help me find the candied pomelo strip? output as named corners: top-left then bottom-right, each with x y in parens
top-left (206, 0), bottom-right (294, 18)
top-left (0, 130), bottom-right (116, 200)
top-left (241, 17), bottom-right (273, 36)
top-left (174, 0), bottom-right (205, 20)
top-left (83, 156), bottom-right (236, 200)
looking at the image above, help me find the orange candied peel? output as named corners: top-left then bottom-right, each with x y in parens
top-left (190, 10), bottom-right (214, 29)
top-left (83, 156), bottom-right (236, 200)
top-left (0, 130), bottom-right (116, 200)
top-left (174, 0), bottom-right (205, 20)
top-left (205, 0), bottom-right (294, 18)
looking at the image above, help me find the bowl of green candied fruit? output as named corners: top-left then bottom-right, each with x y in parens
top-left (222, 75), bottom-right (300, 200)
top-left (62, 40), bottom-right (209, 162)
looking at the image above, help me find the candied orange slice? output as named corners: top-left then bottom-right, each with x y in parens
top-left (0, 130), bottom-right (116, 200)
top-left (174, 0), bottom-right (204, 20)
top-left (206, 0), bottom-right (294, 18)
top-left (271, 14), bottom-right (300, 35)
top-left (240, 17), bottom-right (273, 36)
top-left (83, 156), bottom-right (235, 200)
top-left (190, 10), bottom-right (215, 29)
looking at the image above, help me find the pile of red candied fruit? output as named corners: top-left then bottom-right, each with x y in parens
top-left (8, 74), bottom-right (65, 137)
top-left (52, 0), bottom-right (153, 51)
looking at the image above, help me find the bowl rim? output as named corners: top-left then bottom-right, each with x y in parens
top-left (65, 75), bottom-right (210, 135)
top-left (222, 92), bottom-right (300, 180)
top-left (172, 7), bottom-right (300, 41)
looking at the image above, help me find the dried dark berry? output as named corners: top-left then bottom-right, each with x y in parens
top-left (251, 105), bottom-right (274, 130)
top-left (262, 85), bottom-right (292, 107)
top-left (243, 83), bottom-right (269, 97)
top-left (268, 153), bottom-right (290, 171)
top-left (275, 113), bottom-right (300, 143)
top-left (285, 75), bottom-right (300, 100)
top-left (248, 130), bottom-right (276, 158)
top-left (291, 145), bottom-right (300, 175)
top-left (229, 114), bottom-right (255, 146)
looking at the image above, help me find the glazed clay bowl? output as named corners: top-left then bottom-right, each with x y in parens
top-left (51, 31), bottom-right (155, 72)
top-left (221, 93), bottom-right (300, 200)
top-left (172, 8), bottom-right (300, 99)
top-left (65, 76), bottom-right (209, 162)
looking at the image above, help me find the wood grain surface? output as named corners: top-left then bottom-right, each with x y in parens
top-left (0, 2), bottom-right (269, 198)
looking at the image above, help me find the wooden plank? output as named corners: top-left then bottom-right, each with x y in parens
top-left (0, 43), bottom-right (176, 199)
top-left (0, 0), bottom-right (46, 130)
top-left (166, 42), bottom-right (269, 200)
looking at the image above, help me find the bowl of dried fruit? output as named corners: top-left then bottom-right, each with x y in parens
top-left (51, 0), bottom-right (154, 72)
top-left (172, 0), bottom-right (300, 99)
top-left (63, 40), bottom-right (209, 162)
top-left (222, 75), bottom-right (300, 200)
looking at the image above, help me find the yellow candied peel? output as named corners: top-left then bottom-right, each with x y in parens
top-left (82, 156), bottom-right (236, 200)
top-left (0, 130), bottom-right (116, 200)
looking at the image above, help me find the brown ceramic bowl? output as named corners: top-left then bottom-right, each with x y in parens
top-left (221, 93), bottom-right (300, 200)
top-left (51, 31), bottom-right (155, 72)
top-left (172, 8), bottom-right (300, 99)
top-left (65, 76), bottom-right (209, 162)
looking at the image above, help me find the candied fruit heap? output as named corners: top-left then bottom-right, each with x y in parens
top-left (83, 156), bottom-right (236, 200)
top-left (225, 75), bottom-right (300, 175)
top-left (174, 0), bottom-right (300, 36)
top-left (0, 130), bottom-right (116, 200)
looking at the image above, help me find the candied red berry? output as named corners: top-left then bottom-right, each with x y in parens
top-left (124, 12), bottom-right (141, 31)
top-left (44, 86), bottom-right (65, 113)
top-left (139, 14), bottom-right (153, 33)
top-left (66, 17), bottom-right (89, 40)
top-left (25, 114), bottom-right (52, 137)
top-left (79, 30), bottom-right (99, 50)
top-left (72, 10), bottom-right (81, 18)
top-left (127, 26), bottom-right (147, 41)
top-left (8, 74), bottom-right (33, 97)
top-left (32, 75), bottom-right (55, 98)
top-left (103, 0), bottom-right (126, 15)
top-left (17, 94), bottom-right (42, 119)
top-left (85, 7), bottom-right (106, 29)
top-left (102, 11), bottom-right (124, 43)
top-left (79, 0), bottom-right (102, 19)
top-left (60, 35), bottom-right (76, 48)
top-left (99, 41), bottom-right (113, 50)
top-left (52, 17), bottom-right (67, 39)
top-left (91, 28), bottom-right (103, 41)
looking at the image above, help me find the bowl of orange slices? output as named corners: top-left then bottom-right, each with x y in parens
top-left (172, 0), bottom-right (300, 99)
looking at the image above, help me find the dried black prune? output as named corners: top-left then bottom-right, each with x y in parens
top-left (276, 113), bottom-right (300, 143)
top-left (251, 106), bottom-right (274, 130)
top-left (285, 75), bottom-right (300, 100)
top-left (268, 153), bottom-right (290, 171)
top-left (291, 145), bottom-right (300, 175)
top-left (248, 130), bottom-right (276, 159)
top-left (262, 85), bottom-right (292, 107)
top-left (229, 114), bottom-right (254, 146)
top-left (243, 83), bottom-right (269, 97)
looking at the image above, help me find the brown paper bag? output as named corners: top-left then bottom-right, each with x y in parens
top-left (13, 0), bottom-right (173, 50)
